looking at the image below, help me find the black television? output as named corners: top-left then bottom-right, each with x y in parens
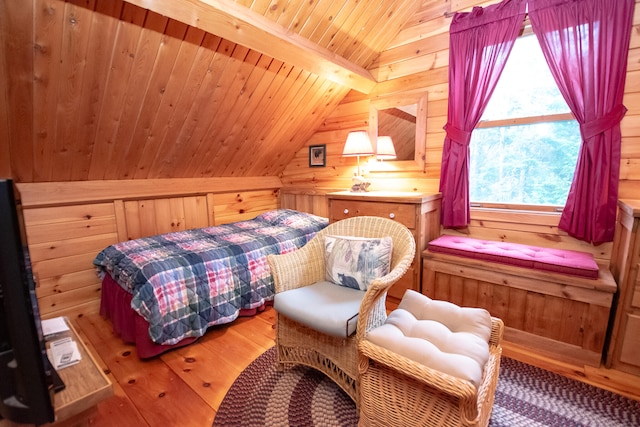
top-left (0, 179), bottom-right (59, 424)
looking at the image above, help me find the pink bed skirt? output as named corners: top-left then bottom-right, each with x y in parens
top-left (100, 273), bottom-right (269, 358)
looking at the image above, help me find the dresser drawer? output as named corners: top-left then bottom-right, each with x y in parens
top-left (329, 200), bottom-right (416, 229)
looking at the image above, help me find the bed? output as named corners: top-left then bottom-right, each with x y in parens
top-left (94, 209), bottom-right (328, 358)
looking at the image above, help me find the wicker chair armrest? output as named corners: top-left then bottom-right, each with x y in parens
top-left (267, 235), bottom-right (326, 293)
top-left (356, 254), bottom-right (415, 338)
top-left (489, 316), bottom-right (504, 347)
top-left (474, 348), bottom-right (502, 424)
top-left (357, 226), bottom-right (416, 338)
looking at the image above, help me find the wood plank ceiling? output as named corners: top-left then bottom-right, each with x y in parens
top-left (4, 0), bottom-right (421, 182)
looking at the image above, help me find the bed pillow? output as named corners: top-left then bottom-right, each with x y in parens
top-left (324, 235), bottom-right (392, 291)
top-left (255, 209), bottom-right (328, 229)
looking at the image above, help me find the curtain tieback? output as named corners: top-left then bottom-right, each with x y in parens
top-left (580, 104), bottom-right (627, 140)
top-left (443, 123), bottom-right (472, 146)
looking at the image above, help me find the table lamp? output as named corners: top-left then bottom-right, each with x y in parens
top-left (342, 131), bottom-right (374, 192)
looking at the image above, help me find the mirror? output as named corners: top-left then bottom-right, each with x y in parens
top-left (369, 92), bottom-right (427, 172)
top-left (377, 105), bottom-right (417, 161)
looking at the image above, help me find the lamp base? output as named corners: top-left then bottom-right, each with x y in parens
top-left (350, 175), bottom-right (371, 192)
top-left (350, 183), bottom-right (370, 192)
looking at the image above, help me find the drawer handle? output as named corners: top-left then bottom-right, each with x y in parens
top-left (389, 213), bottom-right (395, 219)
top-left (343, 209), bottom-right (349, 215)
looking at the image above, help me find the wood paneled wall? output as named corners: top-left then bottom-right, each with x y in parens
top-left (23, 202), bottom-right (119, 318)
top-left (18, 178), bottom-right (281, 318)
top-left (281, 0), bottom-right (640, 262)
top-left (1, 0), bottom-right (359, 182)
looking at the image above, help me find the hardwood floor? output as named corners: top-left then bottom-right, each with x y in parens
top-left (70, 306), bottom-right (640, 427)
top-left (72, 308), bottom-right (276, 427)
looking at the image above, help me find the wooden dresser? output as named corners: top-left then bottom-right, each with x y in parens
top-left (607, 199), bottom-right (640, 375)
top-left (327, 191), bottom-right (441, 306)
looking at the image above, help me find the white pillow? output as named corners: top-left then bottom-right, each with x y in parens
top-left (324, 235), bottom-right (392, 291)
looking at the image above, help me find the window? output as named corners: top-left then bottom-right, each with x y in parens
top-left (469, 34), bottom-right (581, 208)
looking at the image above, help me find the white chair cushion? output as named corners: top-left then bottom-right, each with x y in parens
top-left (274, 281), bottom-right (365, 338)
top-left (366, 290), bottom-right (492, 387)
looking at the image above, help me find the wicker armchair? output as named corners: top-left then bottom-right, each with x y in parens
top-left (358, 313), bottom-right (504, 427)
top-left (266, 216), bottom-right (416, 406)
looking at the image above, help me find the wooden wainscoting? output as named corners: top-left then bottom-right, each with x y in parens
top-left (23, 202), bottom-right (119, 318)
top-left (279, 190), bottom-right (332, 217)
top-left (17, 178), bottom-right (281, 319)
top-left (423, 251), bottom-right (617, 367)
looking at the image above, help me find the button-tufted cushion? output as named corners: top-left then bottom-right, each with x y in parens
top-left (366, 290), bottom-right (491, 387)
top-left (428, 235), bottom-right (599, 279)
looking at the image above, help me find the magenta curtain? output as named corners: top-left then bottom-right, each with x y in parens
top-left (439, 0), bottom-right (527, 227)
top-left (529, 0), bottom-right (634, 244)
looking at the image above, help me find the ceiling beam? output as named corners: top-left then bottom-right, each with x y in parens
top-left (124, 0), bottom-right (377, 94)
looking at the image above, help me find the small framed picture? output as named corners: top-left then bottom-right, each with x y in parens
top-left (309, 144), bottom-right (326, 167)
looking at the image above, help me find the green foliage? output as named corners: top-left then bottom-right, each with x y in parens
top-left (470, 122), bottom-right (580, 206)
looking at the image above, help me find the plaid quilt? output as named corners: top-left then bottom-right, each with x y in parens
top-left (94, 209), bottom-right (328, 345)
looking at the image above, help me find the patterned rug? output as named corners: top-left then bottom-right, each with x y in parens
top-left (213, 347), bottom-right (640, 427)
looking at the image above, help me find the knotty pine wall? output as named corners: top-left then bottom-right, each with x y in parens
top-left (17, 178), bottom-right (281, 319)
top-left (281, 0), bottom-right (640, 265)
top-left (0, 0), bottom-right (359, 183)
top-left (0, 0), bottom-right (415, 319)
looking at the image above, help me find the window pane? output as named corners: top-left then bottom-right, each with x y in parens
top-left (469, 121), bottom-right (581, 206)
top-left (481, 35), bottom-right (571, 121)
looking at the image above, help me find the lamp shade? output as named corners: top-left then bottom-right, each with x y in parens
top-left (342, 131), bottom-right (374, 157)
top-left (376, 136), bottom-right (396, 160)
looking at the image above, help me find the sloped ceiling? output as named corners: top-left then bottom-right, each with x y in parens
top-left (2, 0), bottom-right (421, 182)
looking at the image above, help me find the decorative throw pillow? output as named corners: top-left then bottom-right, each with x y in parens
top-left (324, 235), bottom-right (393, 291)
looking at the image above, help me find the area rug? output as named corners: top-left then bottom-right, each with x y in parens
top-left (213, 347), bottom-right (640, 426)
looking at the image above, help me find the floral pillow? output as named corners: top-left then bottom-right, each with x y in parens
top-left (324, 235), bottom-right (393, 291)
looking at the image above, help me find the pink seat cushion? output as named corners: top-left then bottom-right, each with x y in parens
top-left (428, 235), bottom-right (599, 279)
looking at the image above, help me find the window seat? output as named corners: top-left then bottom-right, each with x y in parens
top-left (427, 235), bottom-right (599, 279)
top-left (422, 236), bottom-right (617, 367)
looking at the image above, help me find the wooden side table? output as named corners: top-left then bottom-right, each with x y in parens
top-left (0, 320), bottom-right (113, 427)
top-left (327, 191), bottom-right (441, 307)
top-left (46, 319), bottom-right (112, 426)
